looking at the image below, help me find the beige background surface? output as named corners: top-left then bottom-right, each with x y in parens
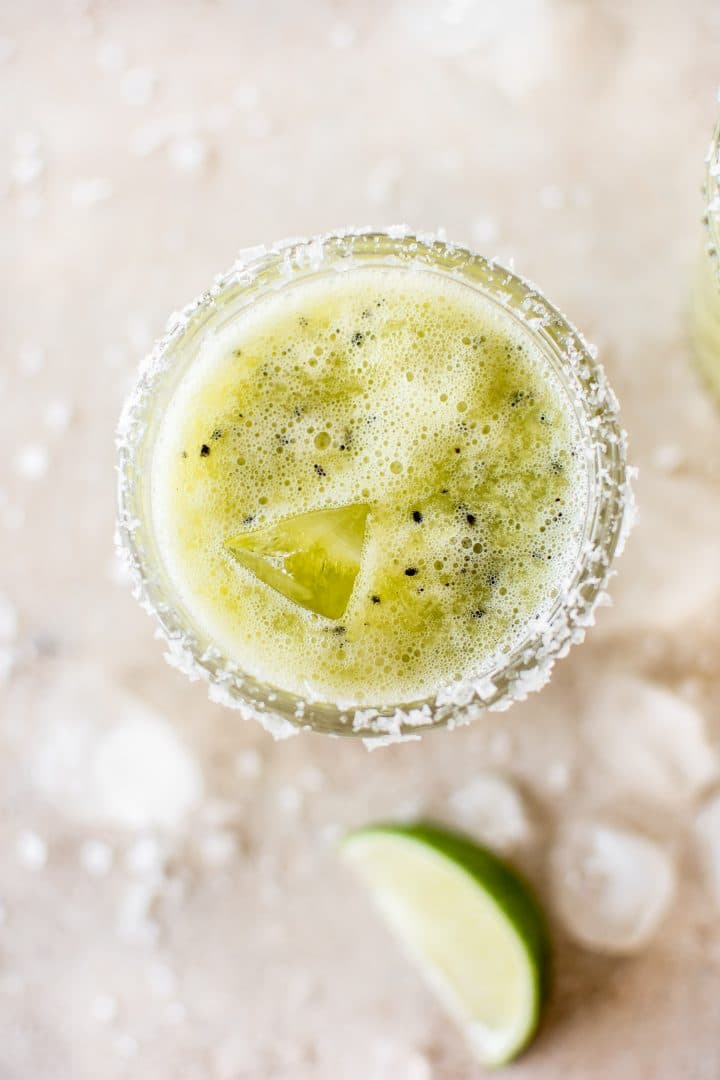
top-left (3, 1), bottom-right (720, 1077)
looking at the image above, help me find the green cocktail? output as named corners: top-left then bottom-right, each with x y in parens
top-left (117, 232), bottom-right (629, 736)
top-left (692, 119), bottom-right (720, 403)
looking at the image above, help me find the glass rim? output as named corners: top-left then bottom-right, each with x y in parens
top-left (704, 118), bottom-right (720, 262)
top-left (116, 227), bottom-right (634, 742)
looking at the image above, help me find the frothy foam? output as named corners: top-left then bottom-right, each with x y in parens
top-left (152, 268), bottom-right (588, 708)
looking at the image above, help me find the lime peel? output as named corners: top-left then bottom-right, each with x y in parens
top-left (341, 822), bottom-right (549, 1066)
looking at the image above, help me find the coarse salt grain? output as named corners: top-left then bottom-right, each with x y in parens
top-left (16, 830), bottom-right (48, 870)
top-left (80, 839), bottom-right (114, 877)
top-left (14, 444), bottom-right (48, 479)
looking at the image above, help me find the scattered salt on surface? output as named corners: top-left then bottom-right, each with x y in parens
top-left (16, 830), bottom-right (48, 870)
top-left (120, 67), bottom-right (156, 107)
top-left (198, 829), bottom-right (237, 867)
top-left (470, 217), bottom-right (499, 247)
top-left (95, 40), bottom-right (126, 72)
top-left (299, 765), bottom-right (325, 792)
top-left (168, 136), bottom-right (208, 173)
top-left (146, 961), bottom-right (177, 999)
top-left (329, 22), bottom-right (357, 48)
top-left (14, 443), bottom-right (49, 480)
top-left (125, 835), bottom-right (165, 876)
top-left (116, 880), bottom-right (161, 945)
top-left (235, 748), bottom-right (262, 778)
top-left (18, 344), bottom-right (45, 376)
top-left (0, 595), bottom-right (18, 643)
top-left (232, 84), bottom-right (260, 110)
top-left (44, 399), bottom-right (73, 432)
top-left (0, 36), bottom-right (16, 64)
top-left (366, 159), bottom-right (401, 205)
top-left (245, 112), bottom-right (272, 140)
top-left (91, 994), bottom-right (118, 1024)
top-left (126, 314), bottom-right (152, 351)
top-left (11, 146), bottom-right (45, 188)
top-left (652, 443), bottom-right (685, 473)
top-left (276, 785), bottom-right (303, 814)
top-left (545, 760), bottom-right (572, 794)
top-left (539, 184), bottom-right (565, 210)
top-left (70, 177), bottom-right (113, 207)
top-left (694, 793), bottom-right (720, 907)
top-left (551, 820), bottom-right (675, 953)
top-left (449, 773), bottom-right (532, 850)
top-left (113, 1034), bottom-right (139, 1059)
top-left (80, 839), bottom-right (114, 877)
top-left (163, 1001), bottom-right (187, 1025)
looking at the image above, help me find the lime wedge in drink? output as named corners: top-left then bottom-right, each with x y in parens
top-left (226, 503), bottom-right (369, 620)
top-left (341, 823), bottom-right (549, 1067)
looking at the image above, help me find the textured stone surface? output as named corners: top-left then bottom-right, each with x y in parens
top-left (2, 1), bottom-right (720, 1077)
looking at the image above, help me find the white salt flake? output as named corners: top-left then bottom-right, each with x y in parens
top-left (163, 1000), bottom-right (187, 1025)
top-left (0, 37), bottom-right (16, 64)
top-left (14, 444), bottom-right (48, 480)
top-left (232, 84), bottom-right (259, 110)
top-left (113, 1033), bottom-right (138, 1058)
top-left (276, 785), bottom-right (303, 814)
top-left (583, 675), bottom-right (718, 806)
top-left (107, 549), bottom-right (135, 588)
top-left (121, 67), bottom-right (156, 107)
top-left (539, 184), bottom-right (565, 210)
top-left (235, 748), bottom-right (262, 778)
top-left (694, 793), bottom-right (720, 907)
top-left (71, 177), bottom-right (113, 207)
top-left (545, 760), bottom-right (572, 794)
top-left (80, 839), bottom-right (114, 877)
top-left (449, 773), bottom-right (532, 850)
top-left (44, 399), bottom-right (73, 432)
top-left (651, 443), bottom-right (684, 473)
top-left (16, 830), bottom-right (48, 870)
top-left (91, 994), bottom-right (118, 1024)
top-left (245, 112), bottom-right (271, 140)
top-left (168, 136), bottom-right (208, 173)
top-left (95, 40), bottom-right (126, 72)
top-left (0, 595), bottom-right (18, 642)
top-left (11, 151), bottom-right (45, 187)
top-left (18, 344), bottom-right (44, 376)
top-left (329, 22), bottom-right (356, 48)
top-left (471, 217), bottom-right (499, 247)
top-left (146, 961), bottom-right (177, 998)
top-left (125, 835), bottom-right (165, 876)
top-left (16, 193), bottom-right (44, 219)
top-left (551, 820), bottom-right (675, 953)
top-left (366, 159), bottom-right (401, 205)
top-left (198, 829), bottom-right (237, 867)
top-left (117, 880), bottom-right (161, 944)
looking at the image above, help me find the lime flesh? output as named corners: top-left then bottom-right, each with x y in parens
top-left (341, 823), bottom-right (549, 1067)
top-left (226, 503), bottom-right (369, 620)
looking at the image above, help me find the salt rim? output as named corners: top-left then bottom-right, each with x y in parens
top-left (703, 115), bottom-right (720, 271)
top-left (116, 227), bottom-right (634, 740)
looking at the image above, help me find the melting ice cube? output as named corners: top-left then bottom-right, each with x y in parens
top-left (551, 820), bottom-right (675, 954)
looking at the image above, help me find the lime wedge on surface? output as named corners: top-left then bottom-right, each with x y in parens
top-left (341, 823), bottom-right (549, 1067)
top-left (226, 503), bottom-right (369, 620)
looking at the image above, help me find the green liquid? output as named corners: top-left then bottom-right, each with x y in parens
top-left (153, 268), bottom-right (587, 707)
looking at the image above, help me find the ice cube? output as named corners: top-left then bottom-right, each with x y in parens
top-left (582, 675), bottom-right (718, 806)
top-left (551, 820), bottom-right (675, 953)
top-left (448, 773), bottom-right (532, 850)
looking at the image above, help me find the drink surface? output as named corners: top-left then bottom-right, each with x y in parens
top-left (152, 268), bottom-right (587, 708)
